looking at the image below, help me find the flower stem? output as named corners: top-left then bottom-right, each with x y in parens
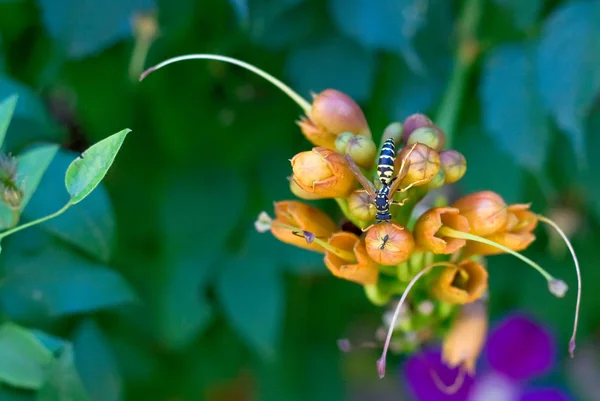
top-left (538, 214), bottom-right (581, 358)
top-left (0, 201), bottom-right (72, 240)
top-left (437, 226), bottom-right (557, 284)
top-left (377, 261), bottom-right (455, 378)
top-left (434, 0), bottom-right (483, 147)
top-left (140, 54), bottom-right (312, 113)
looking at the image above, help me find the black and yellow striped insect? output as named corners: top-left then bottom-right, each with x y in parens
top-left (345, 138), bottom-right (418, 229)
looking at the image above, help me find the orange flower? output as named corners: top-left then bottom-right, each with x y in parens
top-left (414, 207), bottom-right (470, 254)
top-left (442, 300), bottom-right (487, 375)
top-left (324, 232), bottom-right (379, 285)
top-left (290, 147), bottom-right (356, 198)
top-left (364, 223), bottom-right (414, 266)
top-left (431, 260), bottom-right (488, 304)
top-left (452, 191), bottom-right (508, 237)
top-left (464, 203), bottom-right (538, 256)
top-left (395, 143), bottom-right (441, 187)
top-left (270, 201), bottom-right (337, 252)
top-left (298, 89), bottom-right (371, 149)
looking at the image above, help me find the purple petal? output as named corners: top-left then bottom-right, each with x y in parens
top-left (519, 388), bottom-right (572, 401)
top-left (403, 348), bottom-right (474, 401)
top-left (486, 314), bottom-right (555, 381)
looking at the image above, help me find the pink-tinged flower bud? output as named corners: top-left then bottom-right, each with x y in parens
top-left (452, 191), bottom-right (508, 237)
top-left (439, 150), bottom-right (467, 184)
top-left (347, 189), bottom-right (376, 222)
top-left (431, 260), bottom-right (488, 305)
top-left (270, 201), bottom-right (337, 252)
top-left (365, 223), bottom-right (414, 266)
top-left (414, 207), bottom-right (470, 254)
top-left (406, 126), bottom-right (446, 151)
top-left (442, 300), bottom-right (487, 375)
top-left (290, 147), bottom-right (356, 198)
top-left (324, 232), bottom-right (379, 285)
top-left (298, 89), bottom-right (371, 149)
top-left (402, 113), bottom-right (433, 142)
top-left (395, 143), bottom-right (441, 187)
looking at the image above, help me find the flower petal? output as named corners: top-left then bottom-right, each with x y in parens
top-left (403, 348), bottom-right (474, 401)
top-left (486, 315), bottom-right (554, 381)
top-left (519, 387), bottom-right (572, 401)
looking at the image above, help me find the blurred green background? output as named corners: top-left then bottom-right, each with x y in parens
top-left (0, 0), bottom-right (599, 399)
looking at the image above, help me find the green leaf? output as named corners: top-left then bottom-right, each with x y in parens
top-left (0, 94), bottom-right (17, 148)
top-left (37, 0), bottom-right (155, 59)
top-left (38, 345), bottom-right (90, 401)
top-left (0, 231), bottom-right (137, 320)
top-left (23, 150), bottom-right (116, 262)
top-left (0, 322), bottom-right (52, 390)
top-left (285, 36), bottom-right (376, 102)
top-left (65, 129), bottom-right (130, 204)
top-left (156, 173), bottom-right (244, 349)
top-left (73, 320), bottom-right (122, 401)
top-left (217, 258), bottom-right (284, 359)
top-left (537, 0), bottom-right (600, 163)
top-left (492, 0), bottom-right (543, 29)
top-left (481, 44), bottom-right (550, 172)
top-left (17, 144), bottom-right (60, 211)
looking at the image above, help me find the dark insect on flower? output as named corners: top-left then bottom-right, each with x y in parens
top-left (379, 234), bottom-right (390, 250)
top-left (345, 138), bottom-right (429, 230)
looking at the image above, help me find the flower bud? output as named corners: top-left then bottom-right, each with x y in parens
top-left (439, 150), bottom-right (467, 184)
top-left (271, 201), bottom-right (337, 252)
top-left (402, 113), bottom-right (433, 143)
top-left (396, 143), bottom-right (441, 187)
top-left (442, 300), bottom-right (487, 375)
top-left (365, 223), bottom-right (414, 266)
top-left (432, 260), bottom-right (488, 304)
top-left (1, 184), bottom-right (23, 210)
top-left (506, 204), bottom-right (538, 233)
top-left (346, 134), bottom-right (377, 168)
top-left (452, 191), bottom-right (508, 237)
top-left (347, 190), bottom-right (376, 222)
top-left (299, 89), bottom-right (371, 149)
top-left (289, 179), bottom-right (325, 200)
top-left (424, 168), bottom-right (445, 190)
top-left (382, 122), bottom-right (404, 144)
top-left (414, 207), bottom-right (469, 254)
top-left (290, 147), bottom-right (356, 198)
top-left (324, 232), bottom-right (379, 285)
top-left (334, 132), bottom-right (355, 154)
top-left (406, 126), bottom-right (445, 151)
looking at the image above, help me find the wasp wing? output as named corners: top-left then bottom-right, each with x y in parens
top-left (345, 154), bottom-right (377, 199)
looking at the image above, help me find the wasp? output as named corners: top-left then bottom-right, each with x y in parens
top-left (345, 138), bottom-right (423, 230)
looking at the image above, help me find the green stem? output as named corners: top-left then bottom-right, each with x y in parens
top-left (434, 0), bottom-right (483, 147)
top-left (140, 54), bottom-right (312, 113)
top-left (0, 201), bottom-right (72, 240)
top-left (437, 226), bottom-right (555, 282)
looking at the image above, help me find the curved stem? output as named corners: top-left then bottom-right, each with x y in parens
top-left (538, 215), bottom-right (581, 358)
top-left (377, 261), bottom-right (455, 378)
top-left (437, 226), bottom-right (555, 283)
top-left (140, 54), bottom-right (312, 113)
top-left (0, 201), bottom-right (72, 240)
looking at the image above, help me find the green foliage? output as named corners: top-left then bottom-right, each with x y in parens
top-left (0, 0), bottom-right (599, 399)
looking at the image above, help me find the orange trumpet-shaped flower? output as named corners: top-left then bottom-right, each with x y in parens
top-left (431, 260), bottom-right (488, 304)
top-left (364, 223), bottom-right (415, 266)
top-left (414, 207), bottom-right (470, 254)
top-left (452, 191), bottom-right (508, 237)
top-left (324, 232), bottom-right (379, 285)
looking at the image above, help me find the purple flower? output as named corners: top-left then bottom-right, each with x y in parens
top-left (403, 314), bottom-right (572, 401)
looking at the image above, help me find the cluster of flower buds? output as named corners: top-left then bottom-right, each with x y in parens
top-left (256, 88), bottom-right (581, 381)
top-left (0, 154), bottom-right (23, 211)
top-left (138, 54), bottom-right (581, 389)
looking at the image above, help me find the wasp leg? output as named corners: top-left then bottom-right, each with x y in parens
top-left (361, 223), bottom-right (376, 232)
top-left (387, 143), bottom-right (418, 200)
top-left (390, 198), bottom-right (410, 207)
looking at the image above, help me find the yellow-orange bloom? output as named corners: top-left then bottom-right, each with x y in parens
top-left (431, 260), bottom-right (488, 304)
top-left (452, 191), bottom-right (508, 237)
top-left (324, 232), bottom-right (379, 285)
top-left (298, 89), bottom-right (371, 149)
top-left (364, 223), bottom-right (414, 266)
top-left (414, 207), bottom-right (470, 254)
top-left (442, 300), bottom-right (487, 375)
top-left (291, 147), bottom-right (356, 198)
top-left (270, 201), bottom-right (337, 252)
